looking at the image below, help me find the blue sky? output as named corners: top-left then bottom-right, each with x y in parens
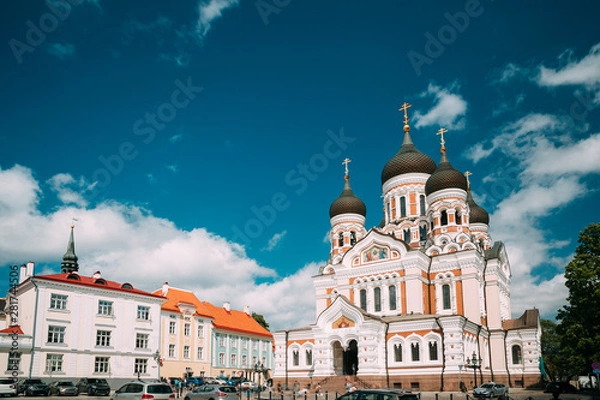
top-left (1, 0), bottom-right (599, 330)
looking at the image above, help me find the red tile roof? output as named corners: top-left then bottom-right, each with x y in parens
top-left (154, 287), bottom-right (272, 339)
top-left (0, 325), bottom-right (24, 334)
top-left (34, 273), bottom-right (164, 299)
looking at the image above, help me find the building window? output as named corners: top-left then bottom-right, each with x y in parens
top-left (7, 352), bottom-right (21, 372)
top-left (429, 342), bottom-right (438, 361)
top-left (442, 284), bottom-right (451, 310)
top-left (197, 325), bottom-right (204, 338)
top-left (231, 353), bottom-right (237, 366)
top-left (360, 289), bottom-right (367, 311)
top-left (441, 210), bottom-right (448, 226)
top-left (96, 330), bottom-right (111, 347)
top-left (306, 349), bottom-right (312, 366)
top-left (254, 340), bottom-right (259, 351)
top-left (400, 196), bottom-right (407, 217)
top-left (292, 350), bottom-right (299, 366)
top-left (231, 336), bottom-right (237, 347)
top-left (134, 358), bottom-right (147, 374)
top-left (50, 294), bottom-right (67, 310)
top-left (168, 344), bottom-right (175, 358)
top-left (47, 326), bottom-right (65, 344)
top-left (46, 354), bottom-right (63, 372)
top-left (94, 357), bottom-right (109, 373)
top-left (338, 232), bottom-right (344, 247)
top-left (242, 338), bottom-right (248, 349)
top-left (219, 336), bottom-right (225, 347)
top-left (98, 300), bottom-right (113, 316)
top-left (137, 306), bottom-right (150, 320)
top-left (218, 353), bottom-right (225, 365)
top-left (241, 354), bottom-right (247, 367)
top-left (135, 333), bottom-right (149, 349)
top-left (512, 345), bottom-right (522, 364)
top-left (350, 231), bottom-right (357, 246)
top-left (403, 229), bottom-right (410, 243)
top-left (420, 195), bottom-right (426, 216)
top-left (394, 344), bottom-right (402, 362)
top-left (184, 323), bottom-right (190, 336)
top-left (184, 346), bottom-right (190, 359)
top-left (169, 321), bottom-right (176, 334)
top-left (386, 202), bottom-right (391, 223)
top-left (455, 209), bottom-right (462, 225)
top-left (419, 224), bottom-right (427, 242)
top-left (411, 343), bottom-right (420, 362)
top-left (374, 287), bottom-right (381, 312)
top-left (252, 356), bottom-right (257, 366)
top-left (197, 347), bottom-right (204, 360)
top-left (389, 285), bottom-right (397, 310)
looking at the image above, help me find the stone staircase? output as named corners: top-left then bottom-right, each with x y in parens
top-left (314, 376), bottom-right (374, 395)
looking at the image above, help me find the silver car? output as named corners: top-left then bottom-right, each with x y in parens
top-left (184, 385), bottom-right (238, 400)
top-left (0, 378), bottom-right (17, 397)
top-left (111, 381), bottom-right (174, 400)
top-left (49, 381), bottom-right (79, 396)
top-left (473, 382), bottom-right (509, 399)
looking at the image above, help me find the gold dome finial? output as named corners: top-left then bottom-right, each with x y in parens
top-left (342, 157), bottom-right (351, 179)
top-left (399, 102), bottom-right (412, 131)
top-left (436, 127), bottom-right (448, 153)
top-left (464, 171), bottom-right (472, 190)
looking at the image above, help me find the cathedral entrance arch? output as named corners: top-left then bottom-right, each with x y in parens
top-left (331, 340), bottom-right (359, 376)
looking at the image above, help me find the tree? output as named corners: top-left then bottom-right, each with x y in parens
top-left (540, 319), bottom-right (561, 381)
top-left (556, 222), bottom-right (600, 377)
top-left (252, 312), bottom-right (270, 331)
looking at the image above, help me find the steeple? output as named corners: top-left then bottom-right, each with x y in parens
top-left (60, 225), bottom-right (79, 273)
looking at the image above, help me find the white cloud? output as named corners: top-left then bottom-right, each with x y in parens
top-left (196, 0), bottom-right (240, 39)
top-left (537, 43), bottom-right (600, 88)
top-left (169, 134), bottom-right (184, 143)
top-left (46, 42), bottom-right (75, 60)
top-left (262, 230), bottom-right (287, 252)
top-left (413, 83), bottom-right (467, 130)
top-left (165, 164), bottom-right (179, 173)
top-left (47, 173), bottom-right (93, 207)
top-left (494, 62), bottom-right (525, 84)
top-left (0, 165), bottom-right (320, 331)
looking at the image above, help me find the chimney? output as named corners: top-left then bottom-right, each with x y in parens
top-left (223, 301), bottom-right (231, 312)
top-left (244, 305), bottom-right (250, 315)
top-left (19, 262), bottom-right (35, 284)
top-left (92, 271), bottom-right (102, 279)
top-left (162, 282), bottom-right (169, 296)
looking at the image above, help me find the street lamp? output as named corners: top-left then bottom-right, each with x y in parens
top-left (465, 351), bottom-right (482, 389)
top-left (253, 363), bottom-right (267, 400)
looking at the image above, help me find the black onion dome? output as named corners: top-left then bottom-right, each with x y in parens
top-left (381, 129), bottom-right (437, 185)
top-left (329, 176), bottom-right (367, 218)
top-left (425, 151), bottom-right (468, 195)
top-left (467, 190), bottom-right (490, 225)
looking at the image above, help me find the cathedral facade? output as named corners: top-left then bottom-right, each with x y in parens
top-left (272, 105), bottom-right (542, 391)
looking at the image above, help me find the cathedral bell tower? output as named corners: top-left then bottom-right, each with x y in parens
top-left (328, 158), bottom-right (367, 263)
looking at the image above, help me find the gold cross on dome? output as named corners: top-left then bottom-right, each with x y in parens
top-left (342, 158), bottom-right (351, 176)
top-left (399, 102), bottom-right (412, 125)
top-left (464, 171), bottom-right (472, 189)
top-left (71, 217), bottom-right (78, 228)
top-left (436, 127), bottom-right (448, 148)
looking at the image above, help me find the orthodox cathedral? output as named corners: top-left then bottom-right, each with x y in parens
top-left (272, 104), bottom-right (542, 391)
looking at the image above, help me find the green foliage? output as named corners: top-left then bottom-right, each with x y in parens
top-left (252, 312), bottom-right (270, 331)
top-left (556, 222), bottom-right (600, 377)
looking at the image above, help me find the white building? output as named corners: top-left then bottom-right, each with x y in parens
top-left (272, 108), bottom-right (542, 392)
top-left (1, 228), bottom-right (164, 386)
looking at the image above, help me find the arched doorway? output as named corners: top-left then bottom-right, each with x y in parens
top-left (331, 340), bottom-right (359, 376)
top-left (332, 341), bottom-right (344, 375)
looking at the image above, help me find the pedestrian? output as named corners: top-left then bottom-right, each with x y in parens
top-left (174, 379), bottom-right (181, 399)
top-left (345, 376), bottom-right (352, 392)
top-left (293, 381), bottom-right (300, 394)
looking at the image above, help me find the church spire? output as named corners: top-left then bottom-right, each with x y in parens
top-left (61, 224), bottom-right (79, 273)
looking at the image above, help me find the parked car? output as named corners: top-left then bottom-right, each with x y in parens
top-left (17, 379), bottom-right (50, 396)
top-left (544, 381), bottom-right (578, 399)
top-left (0, 378), bottom-right (17, 397)
top-left (111, 381), bottom-right (174, 400)
top-left (185, 378), bottom-right (204, 389)
top-left (76, 378), bottom-right (111, 396)
top-left (184, 385), bottom-right (239, 400)
top-left (335, 389), bottom-right (419, 400)
top-left (49, 381), bottom-right (79, 396)
top-left (473, 382), bottom-right (509, 399)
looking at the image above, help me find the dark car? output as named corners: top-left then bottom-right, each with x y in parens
top-left (473, 382), bottom-right (509, 399)
top-left (544, 381), bottom-right (578, 399)
top-left (335, 388), bottom-right (420, 400)
top-left (17, 379), bottom-right (50, 396)
top-left (49, 381), bottom-right (79, 396)
top-left (76, 378), bottom-right (111, 396)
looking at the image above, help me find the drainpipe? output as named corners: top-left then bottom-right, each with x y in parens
top-left (285, 330), bottom-right (289, 390)
top-left (435, 317), bottom-right (445, 391)
top-left (384, 321), bottom-right (390, 388)
top-left (502, 330), bottom-right (511, 387)
top-left (29, 278), bottom-right (39, 379)
top-left (476, 325), bottom-right (483, 384)
top-left (426, 257), bottom-right (433, 314)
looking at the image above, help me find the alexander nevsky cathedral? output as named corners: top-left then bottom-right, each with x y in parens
top-left (272, 104), bottom-right (542, 391)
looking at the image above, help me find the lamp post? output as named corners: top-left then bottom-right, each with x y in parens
top-left (254, 363), bottom-right (266, 400)
top-left (465, 351), bottom-right (482, 389)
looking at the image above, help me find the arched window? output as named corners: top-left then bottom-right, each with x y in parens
top-left (305, 349), bottom-right (312, 366)
top-left (338, 232), bottom-right (344, 247)
top-left (441, 210), bottom-right (448, 226)
top-left (411, 343), bottom-right (420, 361)
top-left (403, 229), bottom-right (411, 243)
top-left (420, 195), bottom-right (426, 216)
top-left (429, 342), bottom-right (438, 361)
top-left (400, 197), bottom-right (407, 217)
top-left (394, 344), bottom-right (402, 362)
top-left (386, 202), bottom-right (391, 223)
top-left (350, 231), bottom-right (357, 246)
top-left (419, 224), bottom-right (427, 242)
top-left (512, 345), bottom-right (522, 364)
top-left (360, 289), bottom-right (367, 311)
top-left (389, 285), bottom-right (397, 310)
top-left (455, 209), bottom-right (462, 225)
top-left (442, 284), bottom-right (451, 310)
top-left (292, 350), bottom-right (299, 366)
top-left (374, 287), bottom-right (381, 312)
